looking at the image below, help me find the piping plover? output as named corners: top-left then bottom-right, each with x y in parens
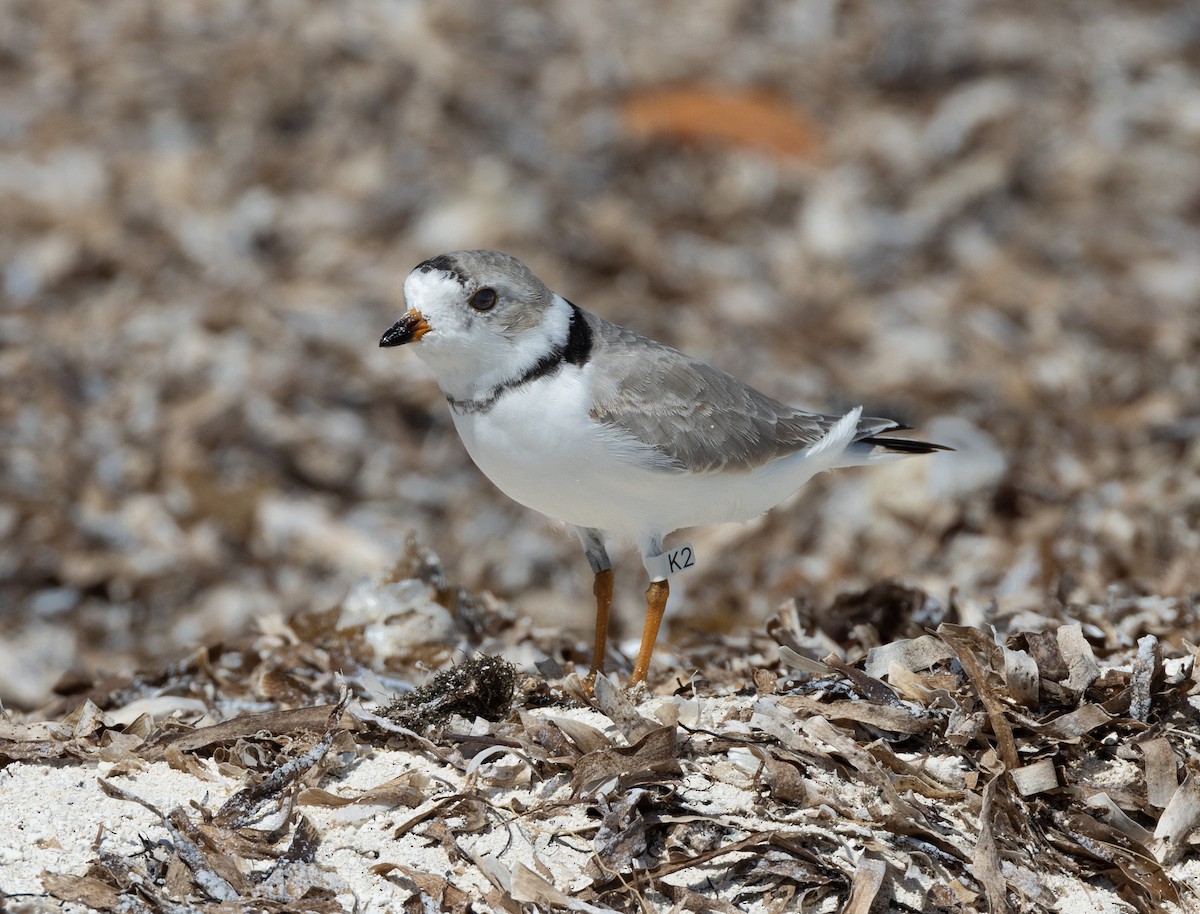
top-left (380, 251), bottom-right (948, 685)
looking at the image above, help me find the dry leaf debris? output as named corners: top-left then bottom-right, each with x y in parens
top-left (3, 557), bottom-right (1199, 913)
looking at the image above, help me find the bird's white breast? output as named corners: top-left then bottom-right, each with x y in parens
top-left (447, 363), bottom-right (850, 545)
top-left (449, 365), bottom-right (638, 530)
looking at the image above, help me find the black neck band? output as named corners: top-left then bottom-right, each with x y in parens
top-left (447, 303), bottom-right (593, 415)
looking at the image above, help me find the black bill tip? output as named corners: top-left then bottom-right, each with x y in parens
top-left (379, 320), bottom-right (409, 347)
top-left (379, 310), bottom-right (430, 347)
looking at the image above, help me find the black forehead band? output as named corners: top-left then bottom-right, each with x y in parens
top-left (415, 255), bottom-right (468, 286)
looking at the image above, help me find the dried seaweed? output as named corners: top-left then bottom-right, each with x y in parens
top-left (371, 861), bottom-right (473, 914)
top-left (300, 770), bottom-right (428, 811)
top-left (572, 726), bottom-right (681, 796)
top-left (214, 682), bottom-right (349, 828)
top-left (145, 705), bottom-right (339, 759)
top-left (12, 553), bottom-right (1200, 914)
top-left (385, 655), bottom-right (516, 731)
top-left (38, 690), bottom-right (352, 913)
top-left (843, 855), bottom-right (887, 914)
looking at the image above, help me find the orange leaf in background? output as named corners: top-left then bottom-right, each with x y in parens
top-left (620, 86), bottom-right (824, 163)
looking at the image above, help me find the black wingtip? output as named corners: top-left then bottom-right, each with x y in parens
top-left (860, 436), bottom-right (955, 454)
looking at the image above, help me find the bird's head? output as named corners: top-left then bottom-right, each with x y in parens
top-left (380, 250), bottom-right (567, 393)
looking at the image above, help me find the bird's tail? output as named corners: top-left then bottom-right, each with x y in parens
top-left (831, 413), bottom-right (953, 466)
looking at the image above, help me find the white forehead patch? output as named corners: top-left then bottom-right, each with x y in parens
top-left (403, 268), bottom-right (466, 316)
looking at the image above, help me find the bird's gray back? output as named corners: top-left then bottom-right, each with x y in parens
top-left (581, 311), bottom-right (892, 473)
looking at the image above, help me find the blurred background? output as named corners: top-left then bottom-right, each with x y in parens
top-left (2, 0), bottom-right (1198, 707)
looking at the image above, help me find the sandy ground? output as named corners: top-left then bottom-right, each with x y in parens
top-left (2, 569), bottom-right (1200, 912)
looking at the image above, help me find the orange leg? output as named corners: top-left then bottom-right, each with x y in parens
top-left (628, 579), bottom-right (669, 686)
top-left (588, 568), bottom-right (614, 680)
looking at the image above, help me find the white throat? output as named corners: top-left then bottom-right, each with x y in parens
top-left (413, 291), bottom-right (574, 402)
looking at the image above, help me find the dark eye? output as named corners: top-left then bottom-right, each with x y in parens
top-left (469, 287), bottom-right (497, 311)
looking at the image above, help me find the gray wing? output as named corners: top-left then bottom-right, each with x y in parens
top-left (585, 315), bottom-right (903, 473)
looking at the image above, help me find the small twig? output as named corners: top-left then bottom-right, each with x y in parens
top-left (216, 679), bottom-right (350, 827)
top-left (98, 778), bottom-right (238, 903)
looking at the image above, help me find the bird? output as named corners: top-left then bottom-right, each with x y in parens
top-left (380, 250), bottom-right (949, 686)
